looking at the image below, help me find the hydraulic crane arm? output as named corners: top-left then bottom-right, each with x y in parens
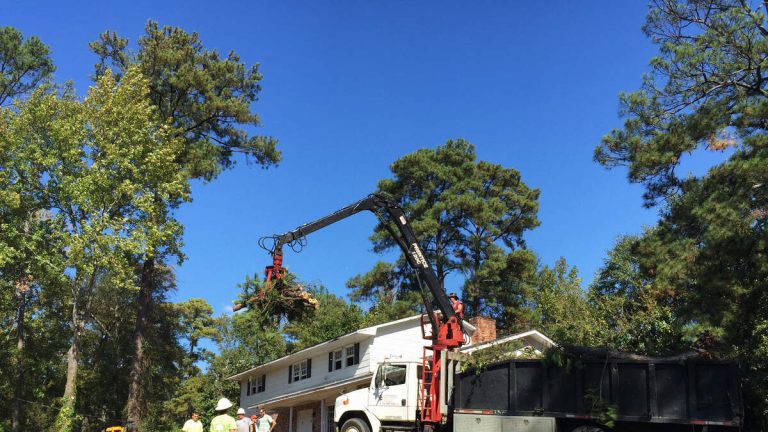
top-left (251, 192), bottom-right (465, 429)
top-left (259, 193), bottom-right (460, 340)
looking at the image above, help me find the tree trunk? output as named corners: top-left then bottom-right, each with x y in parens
top-left (63, 302), bottom-right (82, 410)
top-left (126, 258), bottom-right (155, 425)
top-left (12, 281), bottom-right (29, 432)
top-left (61, 271), bottom-right (97, 427)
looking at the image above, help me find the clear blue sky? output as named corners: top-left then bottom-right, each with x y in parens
top-left (2, 1), bottom-right (715, 315)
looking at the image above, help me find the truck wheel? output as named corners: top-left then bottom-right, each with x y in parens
top-left (341, 417), bottom-right (371, 432)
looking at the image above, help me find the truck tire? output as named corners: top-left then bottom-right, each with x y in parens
top-left (340, 417), bottom-right (371, 432)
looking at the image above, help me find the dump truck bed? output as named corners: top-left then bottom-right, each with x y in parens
top-left (454, 358), bottom-right (742, 428)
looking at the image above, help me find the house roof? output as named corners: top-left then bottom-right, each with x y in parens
top-left (228, 315), bottom-right (412, 381)
top-left (460, 329), bottom-right (556, 354)
top-left (228, 314), bottom-right (478, 381)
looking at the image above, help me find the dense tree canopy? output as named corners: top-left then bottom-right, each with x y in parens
top-left (595, 0), bottom-right (768, 427)
top-left (0, 26), bottom-right (54, 106)
top-left (351, 139), bottom-right (540, 328)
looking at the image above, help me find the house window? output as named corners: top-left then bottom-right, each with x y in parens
top-left (257, 374), bottom-right (266, 393)
top-left (290, 359), bottom-right (311, 382)
top-left (332, 349), bottom-right (343, 371)
top-left (346, 345), bottom-right (355, 367)
top-left (329, 343), bottom-right (360, 372)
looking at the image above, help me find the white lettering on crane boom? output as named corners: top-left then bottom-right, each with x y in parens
top-left (410, 243), bottom-right (429, 268)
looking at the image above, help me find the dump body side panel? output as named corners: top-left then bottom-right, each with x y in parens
top-left (455, 359), bottom-right (742, 427)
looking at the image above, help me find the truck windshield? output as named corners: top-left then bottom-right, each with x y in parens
top-left (376, 364), bottom-right (407, 388)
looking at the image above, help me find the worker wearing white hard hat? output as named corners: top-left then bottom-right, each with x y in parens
top-left (236, 407), bottom-right (251, 432)
top-left (210, 398), bottom-right (237, 432)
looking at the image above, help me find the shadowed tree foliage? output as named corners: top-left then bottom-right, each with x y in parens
top-left (595, 1), bottom-right (768, 427)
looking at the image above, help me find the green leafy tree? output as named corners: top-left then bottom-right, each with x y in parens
top-left (2, 67), bottom-right (188, 431)
top-left (530, 258), bottom-right (604, 346)
top-left (352, 139), bottom-right (540, 326)
top-left (589, 235), bottom-right (686, 355)
top-left (595, 1), bottom-right (768, 427)
top-left (346, 261), bottom-right (423, 326)
top-left (89, 22), bottom-right (280, 424)
top-left (176, 298), bottom-right (221, 377)
top-left (0, 27), bottom-right (54, 106)
top-left (284, 287), bottom-right (364, 351)
top-left (89, 20), bottom-right (280, 181)
top-left (0, 26), bottom-right (56, 432)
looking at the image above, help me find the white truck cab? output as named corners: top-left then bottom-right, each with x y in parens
top-left (334, 359), bottom-right (422, 432)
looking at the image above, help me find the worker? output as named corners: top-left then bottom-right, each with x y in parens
top-left (182, 410), bottom-right (204, 432)
top-left (448, 293), bottom-right (464, 319)
top-left (210, 398), bottom-right (237, 432)
top-left (236, 408), bottom-right (251, 432)
top-left (249, 415), bottom-right (258, 432)
top-left (255, 407), bottom-right (275, 432)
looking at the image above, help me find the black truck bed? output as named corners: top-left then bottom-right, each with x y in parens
top-left (454, 358), bottom-right (742, 427)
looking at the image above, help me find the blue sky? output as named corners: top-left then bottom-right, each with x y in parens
top-left (2, 1), bottom-right (712, 316)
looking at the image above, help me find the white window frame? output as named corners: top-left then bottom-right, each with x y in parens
top-left (345, 345), bottom-right (355, 367)
top-left (293, 359), bottom-right (309, 381)
top-left (332, 349), bottom-right (343, 371)
top-left (256, 374), bottom-right (265, 393)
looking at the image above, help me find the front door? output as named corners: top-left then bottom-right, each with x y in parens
top-left (368, 363), bottom-right (409, 422)
top-left (298, 409), bottom-right (313, 432)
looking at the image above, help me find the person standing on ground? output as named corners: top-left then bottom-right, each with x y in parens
top-left (210, 398), bottom-right (237, 432)
top-left (182, 410), bottom-right (204, 432)
top-left (236, 408), bottom-right (251, 432)
top-left (255, 408), bottom-right (275, 432)
top-left (249, 415), bottom-right (258, 432)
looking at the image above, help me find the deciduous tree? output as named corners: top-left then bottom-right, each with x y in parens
top-left (89, 23), bottom-right (281, 425)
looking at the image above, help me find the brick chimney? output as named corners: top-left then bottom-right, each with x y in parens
top-left (468, 316), bottom-right (496, 345)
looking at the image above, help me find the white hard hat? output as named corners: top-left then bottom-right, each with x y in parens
top-left (215, 398), bottom-right (233, 411)
top-left (237, 408), bottom-right (246, 415)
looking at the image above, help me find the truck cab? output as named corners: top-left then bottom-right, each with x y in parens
top-left (335, 359), bottom-right (422, 432)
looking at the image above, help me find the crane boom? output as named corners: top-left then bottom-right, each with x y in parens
top-left (254, 192), bottom-right (465, 428)
top-left (261, 193), bottom-right (461, 340)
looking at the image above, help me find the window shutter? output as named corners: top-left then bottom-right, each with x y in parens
top-left (307, 358), bottom-right (312, 378)
top-left (354, 343), bottom-right (360, 365)
top-left (329, 352), bottom-right (333, 372)
top-left (261, 374), bottom-right (266, 390)
top-left (247, 379), bottom-right (251, 396)
top-left (288, 365), bottom-right (293, 383)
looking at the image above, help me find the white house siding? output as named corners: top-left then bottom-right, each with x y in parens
top-left (239, 338), bottom-right (374, 412)
top-left (233, 315), bottom-right (480, 425)
top-left (367, 319), bottom-right (429, 369)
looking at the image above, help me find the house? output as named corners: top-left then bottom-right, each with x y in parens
top-left (227, 315), bottom-right (554, 432)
